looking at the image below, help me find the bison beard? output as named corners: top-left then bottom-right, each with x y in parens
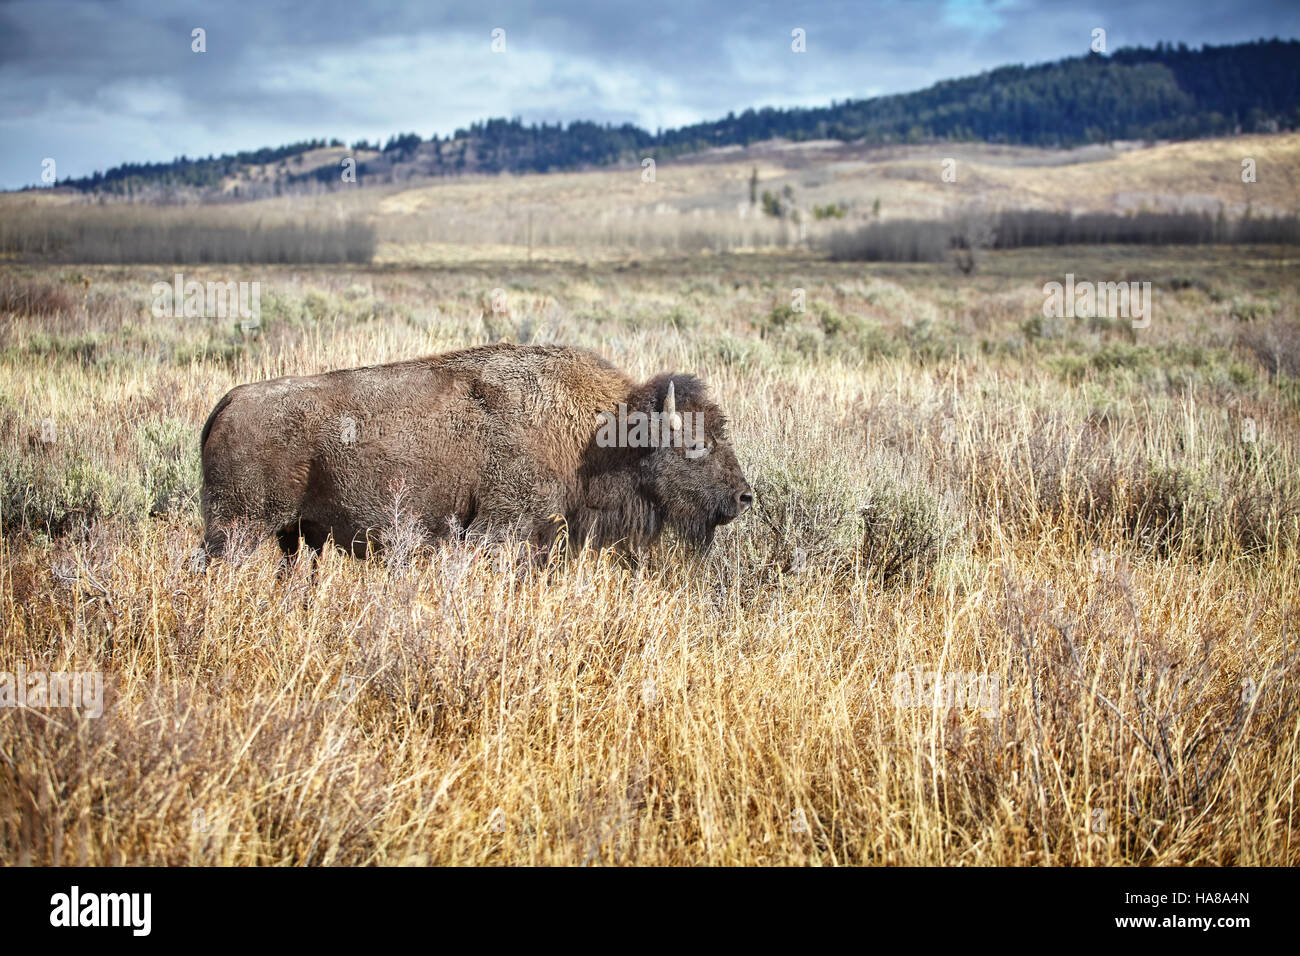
top-left (199, 344), bottom-right (752, 561)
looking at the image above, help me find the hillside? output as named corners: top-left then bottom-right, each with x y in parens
top-left (5, 133), bottom-right (1297, 267)
top-left (43, 39), bottom-right (1300, 200)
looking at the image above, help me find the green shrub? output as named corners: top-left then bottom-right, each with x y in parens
top-left (0, 443), bottom-right (142, 537)
top-left (136, 417), bottom-right (203, 518)
top-left (858, 474), bottom-right (951, 583)
top-left (748, 453), bottom-right (955, 584)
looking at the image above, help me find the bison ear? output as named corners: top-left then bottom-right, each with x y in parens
top-left (663, 380), bottom-right (682, 433)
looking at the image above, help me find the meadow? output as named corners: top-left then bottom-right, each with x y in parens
top-left (1, 136), bottom-right (1298, 864)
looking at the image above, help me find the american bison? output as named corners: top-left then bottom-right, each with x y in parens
top-left (199, 343), bottom-right (752, 559)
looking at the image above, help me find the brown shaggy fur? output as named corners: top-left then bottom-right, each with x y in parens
top-left (200, 344), bottom-right (752, 558)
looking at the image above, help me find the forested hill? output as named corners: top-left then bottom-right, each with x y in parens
top-left (56, 38), bottom-right (1300, 196)
top-left (670, 39), bottom-right (1300, 148)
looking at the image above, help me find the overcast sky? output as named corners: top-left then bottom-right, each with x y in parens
top-left (2, 0), bottom-right (1297, 189)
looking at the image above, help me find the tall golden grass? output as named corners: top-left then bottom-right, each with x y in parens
top-left (1, 246), bottom-right (1297, 864)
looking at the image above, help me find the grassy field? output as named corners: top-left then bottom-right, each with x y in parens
top-left (5, 126), bottom-right (1300, 866)
top-left (1, 237), bottom-right (1296, 865)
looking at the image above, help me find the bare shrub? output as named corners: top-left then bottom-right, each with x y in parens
top-left (1237, 318), bottom-right (1300, 379)
top-left (0, 274), bottom-right (78, 317)
top-left (826, 219), bottom-right (950, 262)
top-left (826, 209), bottom-right (1300, 261)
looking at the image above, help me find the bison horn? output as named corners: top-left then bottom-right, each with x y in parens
top-left (664, 380), bottom-right (682, 432)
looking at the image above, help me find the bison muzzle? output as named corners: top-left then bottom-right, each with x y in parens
top-left (199, 344), bottom-right (752, 559)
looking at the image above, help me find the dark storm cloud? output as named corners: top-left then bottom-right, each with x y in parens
top-left (1, 0), bottom-right (1297, 187)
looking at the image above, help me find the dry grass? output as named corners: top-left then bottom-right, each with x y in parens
top-left (1, 243), bottom-right (1298, 865)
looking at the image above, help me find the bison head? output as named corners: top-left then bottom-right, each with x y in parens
top-left (635, 374), bottom-right (753, 548)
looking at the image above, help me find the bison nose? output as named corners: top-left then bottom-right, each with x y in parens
top-left (737, 489), bottom-right (754, 513)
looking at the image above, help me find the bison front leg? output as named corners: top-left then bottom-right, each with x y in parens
top-left (465, 480), bottom-right (568, 562)
top-left (200, 485), bottom-right (293, 561)
top-left (200, 485), bottom-right (241, 559)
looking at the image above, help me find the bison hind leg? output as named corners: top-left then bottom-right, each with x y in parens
top-left (275, 519), bottom-right (333, 557)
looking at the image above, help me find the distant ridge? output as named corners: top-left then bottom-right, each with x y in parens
top-left (48, 38), bottom-right (1300, 199)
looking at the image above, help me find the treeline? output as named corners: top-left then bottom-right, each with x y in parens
top-left (826, 209), bottom-right (1300, 262)
top-left (0, 205), bottom-right (375, 264)
top-left (991, 209), bottom-right (1300, 247)
top-left (293, 118), bottom-right (658, 185)
top-left (60, 138), bottom-right (345, 197)
top-left (52, 38), bottom-right (1300, 195)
